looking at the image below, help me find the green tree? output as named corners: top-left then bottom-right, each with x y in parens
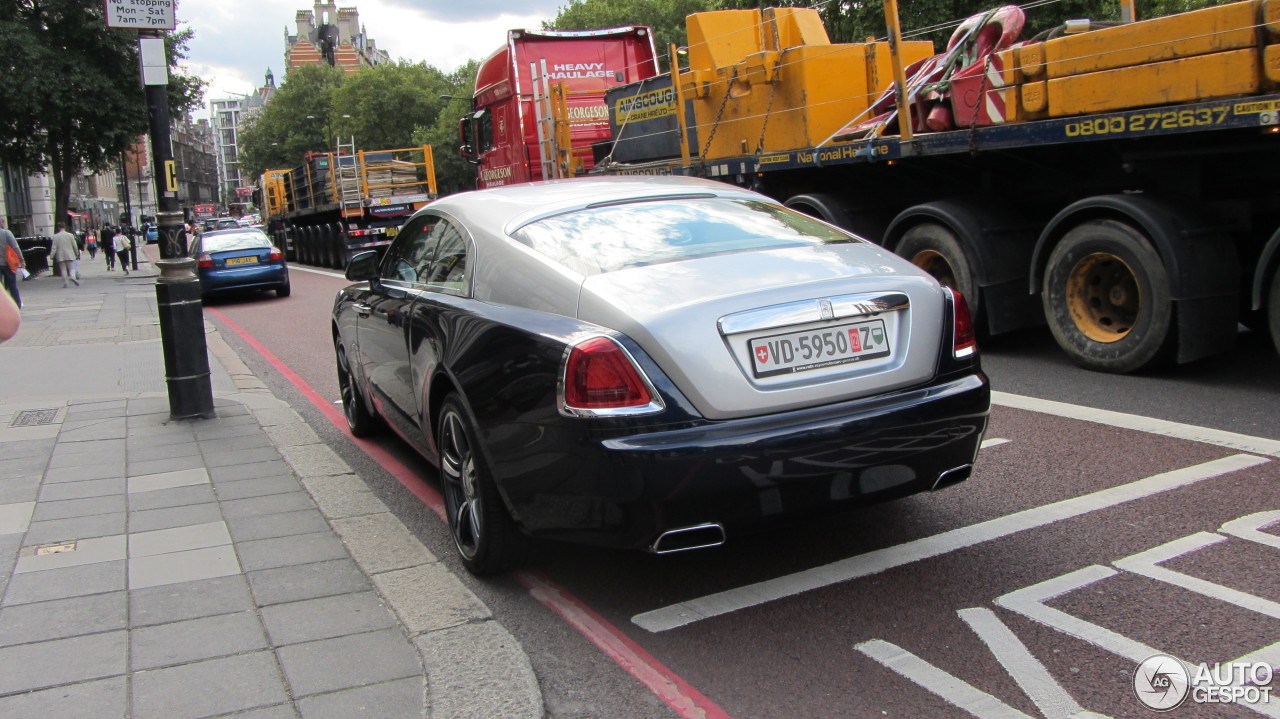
top-left (0, 0), bottom-right (203, 230)
top-left (331, 62), bottom-right (454, 150)
top-left (238, 64), bottom-right (347, 181)
top-left (240, 62), bottom-right (454, 180)
top-left (544, 0), bottom-right (711, 63)
top-left (414, 60), bottom-right (481, 196)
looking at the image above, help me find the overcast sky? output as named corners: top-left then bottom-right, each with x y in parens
top-left (179, 0), bottom-right (567, 116)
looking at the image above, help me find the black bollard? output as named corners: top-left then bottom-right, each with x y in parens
top-left (155, 256), bottom-right (215, 419)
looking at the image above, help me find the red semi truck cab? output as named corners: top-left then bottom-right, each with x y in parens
top-left (461, 27), bottom-right (660, 188)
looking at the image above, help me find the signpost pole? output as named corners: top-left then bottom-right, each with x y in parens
top-left (115, 2), bottom-right (215, 420)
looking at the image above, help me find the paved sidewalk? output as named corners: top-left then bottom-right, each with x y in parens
top-left (0, 248), bottom-right (543, 718)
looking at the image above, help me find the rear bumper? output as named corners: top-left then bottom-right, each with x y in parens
top-left (496, 372), bottom-right (990, 550)
top-left (198, 265), bottom-right (288, 295)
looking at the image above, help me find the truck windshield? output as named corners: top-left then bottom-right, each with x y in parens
top-left (512, 198), bottom-right (859, 275)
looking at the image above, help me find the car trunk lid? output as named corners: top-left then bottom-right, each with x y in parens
top-left (576, 243), bottom-right (945, 420)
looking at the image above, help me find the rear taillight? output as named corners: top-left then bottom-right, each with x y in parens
top-left (948, 287), bottom-right (976, 358)
top-left (196, 253), bottom-right (213, 269)
top-left (268, 248), bottom-right (283, 260)
top-left (562, 337), bottom-right (659, 413)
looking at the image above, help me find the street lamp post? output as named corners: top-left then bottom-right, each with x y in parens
top-left (306, 114), bottom-right (352, 150)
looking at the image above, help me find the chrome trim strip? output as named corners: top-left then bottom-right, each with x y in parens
top-left (932, 464), bottom-right (972, 490)
top-left (717, 291), bottom-right (910, 336)
top-left (557, 335), bottom-right (667, 418)
top-left (649, 523), bottom-right (726, 554)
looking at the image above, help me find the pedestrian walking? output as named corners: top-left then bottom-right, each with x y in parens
top-left (112, 227), bottom-right (131, 275)
top-left (0, 218), bottom-right (25, 308)
top-left (101, 225), bottom-right (115, 270)
top-left (86, 227), bottom-right (98, 259)
top-left (126, 225), bottom-right (139, 271)
top-left (50, 223), bottom-right (81, 288)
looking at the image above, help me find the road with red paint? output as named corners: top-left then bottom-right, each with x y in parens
top-left (206, 265), bottom-right (1280, 719)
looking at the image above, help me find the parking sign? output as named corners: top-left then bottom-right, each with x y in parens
top-left (103, 0), bottom-right (176, 31)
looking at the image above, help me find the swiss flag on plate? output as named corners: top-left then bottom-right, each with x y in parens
top-left (755, 346), bottom-right (769, 364)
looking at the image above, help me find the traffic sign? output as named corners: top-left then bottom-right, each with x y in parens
top-left (104, 0), bottom-right (176, 31)
top-left (164, 160), bottom-right (178, 193)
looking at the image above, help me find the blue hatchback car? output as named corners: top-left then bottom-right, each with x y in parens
top-left (191, 228), bottom-right (290, 298)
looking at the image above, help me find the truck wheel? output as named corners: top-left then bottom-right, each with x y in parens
top-left (298, 228), bottom-right (311, 265)
top-left (325, 226), bottom-right (339, 269)
top-left (329, 225), bottom-right (344, 269)
top-left (785, 194), bottom-right (889, 241)
top-left (279, 231), bottom-right (296, 262)
top-left (438, 393), bottom-right (531, 575)
top-left (1042, 219), bottom-right (1173, 373)
top-left (334, 228), bottom-right (349, 270)
top-left (311, 227), bottom-right (323, 266)
top-left (896, 223), bottom-right (981, 323)
top-left (307, 227), bottom-right (320, 266)
top-left (305, 227), bottom-right (318, 266)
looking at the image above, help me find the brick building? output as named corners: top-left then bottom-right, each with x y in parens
top-left (285, 3), bottom-right (390, 73)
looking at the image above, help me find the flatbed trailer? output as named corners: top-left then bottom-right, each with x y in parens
top-left (583, 2), bottom-right (1280, 373)
top-left (262, 143), bottom-right (438, 270)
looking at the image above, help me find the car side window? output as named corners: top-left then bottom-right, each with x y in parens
top-left (423, 219), bottom-right (470, 294)
top-left (380, 215), bottom-right (439, 283)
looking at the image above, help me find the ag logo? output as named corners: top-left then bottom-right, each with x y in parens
top-left (1134, 654), bottom-right (1190, 711)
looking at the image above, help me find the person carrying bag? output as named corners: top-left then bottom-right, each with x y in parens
top-left (112, 228), bottom-right (131, 275)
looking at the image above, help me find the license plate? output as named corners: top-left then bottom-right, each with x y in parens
top-left (225, 256), bottom-right (258, 266)
top-left (749, 319), bottom-right (891, 378)
top-left (385, 226), bottom-right (398, 237)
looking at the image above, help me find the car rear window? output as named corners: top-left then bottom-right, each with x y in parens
top-left (201, 232), bottom-right (273, 253)
top-left (512, 198), bottom-right (858, 275)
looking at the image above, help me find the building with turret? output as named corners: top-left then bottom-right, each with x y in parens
top-left (285, 3), bottom-right (390, 73)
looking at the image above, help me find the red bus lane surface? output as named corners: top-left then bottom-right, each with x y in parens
top-left (207, 265), bottom-right (1280, 719)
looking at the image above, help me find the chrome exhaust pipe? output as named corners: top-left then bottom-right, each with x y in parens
top-left (649, 523), bottom-right (726, 554)
top-left (932, 464), bottom-right (972, 490)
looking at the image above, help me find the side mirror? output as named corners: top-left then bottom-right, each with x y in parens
top-left (460, 145), bottom-right (482, 166)
top-left (458, 110), bottom-right (486, 166)
top-left (345, 250), bottom-right (380, 281)
top-left (458, 117), bottom-right (475, 161)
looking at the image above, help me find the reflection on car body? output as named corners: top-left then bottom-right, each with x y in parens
top-left (331, 176), bottom-right (989, 574)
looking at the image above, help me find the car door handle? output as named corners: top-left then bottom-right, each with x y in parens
top-left (353, 303), bottom-right (372, 317)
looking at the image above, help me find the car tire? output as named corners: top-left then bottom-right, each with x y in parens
top-left (276, 279), bottom-right (291, 298)
top-left (438, 393), bottom-right (531, 575)
top-left (334, 335), bottom-right (382, 437)
top-left (1042, 219), bottom-right (1174, 373)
